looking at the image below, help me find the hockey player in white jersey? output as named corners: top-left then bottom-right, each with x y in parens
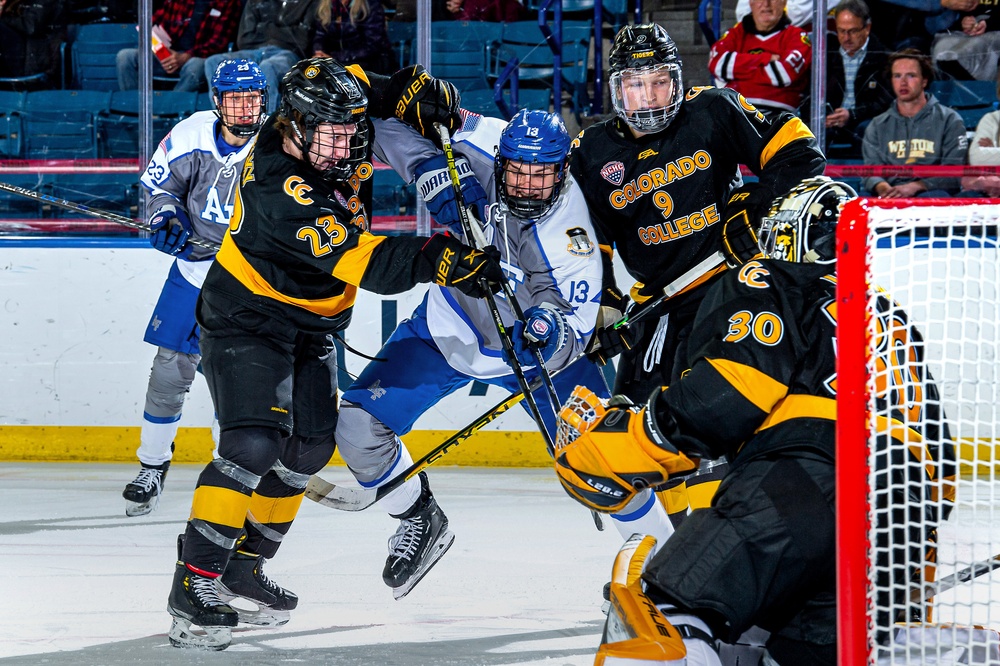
top-left (122, 59), bottom-right (266, 517)
top-left (332, 109), bottom-right (674, 599)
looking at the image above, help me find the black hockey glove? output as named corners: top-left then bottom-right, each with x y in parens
top-left (386, 65), bottom-right (462, 145)
top-left (419, 233), bottom-right (504, 298)
top-left (721, 182), bottom-right (773, 267)
top-left (586, 286), bottom-right (634, 366)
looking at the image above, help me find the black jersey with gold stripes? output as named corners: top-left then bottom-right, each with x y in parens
top-left (204, 113), bottom-right (427, 334)
top-left (569, 86), bottom-right (825, 297)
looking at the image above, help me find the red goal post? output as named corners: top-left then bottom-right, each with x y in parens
top-left (837, 197), bottom-right (1000, 665)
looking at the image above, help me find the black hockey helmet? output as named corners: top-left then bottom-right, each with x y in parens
top-left (608, 24), bottom-right (684, 134)
top-left (278, 58), bottom-right (370, 180)
top-left (759, 177), bottom-right (858, 265)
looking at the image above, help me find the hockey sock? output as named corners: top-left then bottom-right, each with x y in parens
top-left (137, 415), bottom-right (181, 466)
top-left (611, 488), bottom-right (675, 553)
top-left (374, 441), bottom-right (422, 516)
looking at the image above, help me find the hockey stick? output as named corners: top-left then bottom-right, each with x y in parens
top-left (0, 180), bottom-right (221, 252)
top-left (306, 256), bottom-right (734, 514)
top-left (306, 352), bottom-right (589, 512)
top-left (913, 553), bottom-right (1000, 603)
top-left (433, 122), bottom-right (561, 455)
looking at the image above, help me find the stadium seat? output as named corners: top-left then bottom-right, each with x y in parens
top-left (47, 172), bottom-right (138, 219)
top-left (0, 173), bottom-right (46, 219)
top-left (930, 80), bottom-right (999, 131)
top-left (387, 21), bottom-right (416, 69)
top-left (69, 23), bottom-right (138, 91)
top-left (461, 87), bottom-right (551, 119)
top-left (0, 91), bottom-right (26, 158)
top-left (97, 90), bottom-right (197, 158)
top-left (23, 90), bottom-right (110, 159)
top-left (371, 167), bottom-right (416, 218)
top-left (421, 22), bottom-right (504, 93)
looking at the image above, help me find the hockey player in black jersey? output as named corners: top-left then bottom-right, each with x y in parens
top-left (553, 177), bottom-right (955, 665)
top-left (165, 58), bottom-right (504, 650)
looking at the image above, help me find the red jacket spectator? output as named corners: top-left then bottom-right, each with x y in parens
top-left (444, 0), bottom-right (524, 22)
top-left (154, 0), bottom-right (243, 59)
top-left (709, 12), bottom-right (812, 113)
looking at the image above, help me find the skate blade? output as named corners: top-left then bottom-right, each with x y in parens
top-left (215, 586), bottom-right (291, 627)
top-left (392, 528), bottom-right (455, 600)
top-left (167, 617), bottom-right (231, 650)
top-left (124, 495), bottom-right (159, 517)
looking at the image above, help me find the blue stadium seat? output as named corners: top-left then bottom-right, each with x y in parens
top-left (196, 92), bottom-right (216, 112)
top-left (0, 173), bottom-right (46, 219)
top-left (421, 22), bottom-right (504, 93)
top-left (97, 90), bottom-right (197, 158)
top-left (69, 23), bottom-right (138, 91)
top-left (0, 91), bottom-right (26, 158)
top-left (387, 21), bottom-right (416, 69)
top-left (23, 90), bottom-right (110, 159)
top-left (461, 87), bottom-right (551, 119)
top-left (930, 80), bottom-right (999, 131)
top-left (47, 172), bottom-right (138, 219)
top-left (371, 167), bottom-right (416, 218)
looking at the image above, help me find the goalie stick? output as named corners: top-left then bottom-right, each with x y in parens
top-left (0, 180), bottom-right (221, 252)
top-left (305, 250), bottom-right (724, 513)
top-left (913, 553), bottom-right (1000, 603)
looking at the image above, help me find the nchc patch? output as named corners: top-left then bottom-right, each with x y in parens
top-left (600, 161), bottom-right (625, 186)
top-left (566, 227), bottom-right (595, 257)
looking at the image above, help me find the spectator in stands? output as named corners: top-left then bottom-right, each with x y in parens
top-left (117, 0), bottom-right (242, 92)
top-left (932, 0), bottom-right (1000, 81)
top-left (0, 0), bottom-right (66, 84)
top-left (441, 0), bottom-right (525, 22)
top-left (959, 80), bottom-right (1000, 196)
top-left (862, 49), bottom-right (968, 197)
top-left (735, 0), bottom-right (816, 28)
top-left (708, 0), bottom-right (812, 115)
top-left (203, 0), bottom-right (320, 114)
top-left (313, 0), bottom-right (395, 74)
top-left (825, 0), bottom-right (893, 157)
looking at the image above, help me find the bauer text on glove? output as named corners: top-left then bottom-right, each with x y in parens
top-left (386, 65), bottom-right (462, 143)
top-left (418, 233), bottom-right (504, 298)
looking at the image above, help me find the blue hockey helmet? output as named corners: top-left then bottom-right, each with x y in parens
top-left (759, 177), bottom-right (858, 264)
top-left (211, 59), bottom-right (267, 137)
top-left (494, 109), bottom-right (571, 219)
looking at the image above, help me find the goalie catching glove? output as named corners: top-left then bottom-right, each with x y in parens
top-left (554, 386), bottom-right (699, 514)
top-left (418, 232), bottom-right (504, 299)
top-left (386, 65), bottom-right (462, 144)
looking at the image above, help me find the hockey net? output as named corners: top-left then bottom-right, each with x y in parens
top-left (837, 198), bottom-right (1000, 665)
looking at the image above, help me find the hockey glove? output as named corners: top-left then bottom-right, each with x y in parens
top-left (554, 386), bottom-right (699, 514)
top-left (149, 205), bottom-right (194, 259)
top-left (721, 182), bottom-right (772, 267)
top-left (586, 286), bottom-right (634, 365)
top-left (508, 303), bottom-right (569, 368)
top-left (386, 65), bottom-right (462, 144)
top-left (414, 154), bottom-right (487, 232)
top-left (419, 233), bottom-right (504, 298)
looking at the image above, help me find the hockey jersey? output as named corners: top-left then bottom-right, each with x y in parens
top-left (709, 15), bottom-right (812, 112)
top-left (140, 110), bottom-right (257, 287)
top-left (569, 86), bottom-right (824, 304)
top-left (373, 113), bottom-right (603, 379)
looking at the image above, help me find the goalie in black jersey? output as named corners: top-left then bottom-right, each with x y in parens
top-left (164, 58), bottom-right (504, 651)
top-left (553, 177), bottom-right (955, 666)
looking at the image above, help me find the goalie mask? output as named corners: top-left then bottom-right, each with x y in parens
top-left (608, 24), bottom-right (684, 135)
top-left (279, 58), bottom-right (370, 181)
top-left (211, 59), bottom-right (267, 138)
top-left (494, 109), bottom-right (571, 219)
top-left (759, 177), bottom-right (858, 264)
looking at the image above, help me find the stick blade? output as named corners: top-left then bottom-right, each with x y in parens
top-left (305, 474), bottom-right (378, 512)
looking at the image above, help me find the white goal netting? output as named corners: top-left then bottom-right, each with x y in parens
top-left (838, 200), bottom-right (1000, 666)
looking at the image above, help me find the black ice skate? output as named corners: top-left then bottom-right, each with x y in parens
top-left (167, 563), bottom-right (238, 650)
top-left (217, 551), bottom-right (298, 626)
top-left (122, 460), bottom-right (170, 517)
top-left (382, 472), bottom-right (455, 600)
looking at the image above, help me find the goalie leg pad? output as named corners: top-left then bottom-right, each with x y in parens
top-left (597, 534), bottom-right (721, 666)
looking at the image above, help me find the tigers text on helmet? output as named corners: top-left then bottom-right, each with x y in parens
top-left (758, 177), bottom-right (858, 264)
top-left (211, 59), bottom-right (267, 138)
top-left (608, 24), bottom-right (684, 135)
top-left (278, 58), bottom-right (370, 181)
top-left (494, 109), bottom-right (571, 219)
